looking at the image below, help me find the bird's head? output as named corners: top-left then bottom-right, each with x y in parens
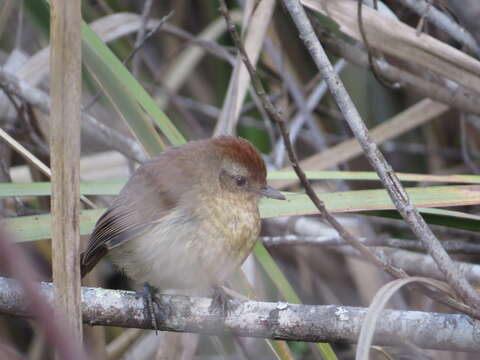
top-left (209, 136), bottom-right (285, 202)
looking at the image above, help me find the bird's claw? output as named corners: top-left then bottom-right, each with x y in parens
top-left (209, 286), bottom-right (237, 317)
top-left (137, 282), bottom-right (170, 334)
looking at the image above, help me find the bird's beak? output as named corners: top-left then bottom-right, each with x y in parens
top-left (257, 185), bottom-right (286, 200)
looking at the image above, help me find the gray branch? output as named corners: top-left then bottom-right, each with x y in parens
top-left (397, 0), bottom-right (480, 57)
top-left (315, 28), bottom-right (480, 115)
top-left (332, 246), bottom-right (480, 285)
top-left (262, 234), bottom-right (480, 255)
top-left (281, 0), bottom-right (480, 310)
top-left (0, 277), bottom-right (479, 352)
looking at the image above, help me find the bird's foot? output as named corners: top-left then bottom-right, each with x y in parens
top-left (208, 286), bottom-right (237, 317)
top-left (137, 282), bottom-right (170, 334)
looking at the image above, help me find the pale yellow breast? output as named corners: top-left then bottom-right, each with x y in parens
top-left (195, 193), bottom-right (261, 284)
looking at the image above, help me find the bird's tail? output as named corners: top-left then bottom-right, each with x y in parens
top-left (80, 247), bottom-right (107, 278)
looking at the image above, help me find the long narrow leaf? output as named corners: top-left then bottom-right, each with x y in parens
top-left (260, 185), bottom-right (480, 217)
top-left (4, 177), bottom-right (480, 198)
top-left (82, 23), bottom-right (186, 148)
top-left (5, 185), bottom-right (479, 242)
top-left (268, 171), bottom-right (480, 183)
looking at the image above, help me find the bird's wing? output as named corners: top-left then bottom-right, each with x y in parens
top-left (80, 143), bottom-right (210, 278)
top-left (80, 202), bottom-right (155, 277)
top-left (80, 156), bottom-right (181, 276)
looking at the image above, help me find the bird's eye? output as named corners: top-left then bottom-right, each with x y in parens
top-left (235, 176), bottom-right (247, 187)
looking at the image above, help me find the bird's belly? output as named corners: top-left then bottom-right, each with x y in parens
top-left (108, 206), bottom-right (260, 293)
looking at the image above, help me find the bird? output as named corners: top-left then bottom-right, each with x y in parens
top-left (80, 136), bottom-right (285, 322)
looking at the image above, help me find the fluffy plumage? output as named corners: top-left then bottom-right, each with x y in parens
top-left (80, 136), bottom-right (282, 293)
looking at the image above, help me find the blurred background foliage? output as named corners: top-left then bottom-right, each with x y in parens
top-left (1, 0), bottom-right (480, 359)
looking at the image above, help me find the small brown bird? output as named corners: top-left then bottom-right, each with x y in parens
top-left (80, 136), bottom-right (284, 315)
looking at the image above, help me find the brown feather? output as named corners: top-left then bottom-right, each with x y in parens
top-left (210, 136), bottom-right (266, 185)
top-left (80, 136), bottom-right (266, 278)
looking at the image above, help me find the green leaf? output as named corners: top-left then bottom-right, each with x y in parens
top-left (4, 173), bottom-right (480, 199)
top-left (5, 185), bottom-right (479, 242)
top-left (82, 26), bottom-right (163, 155)
top-left (1, 209), bottom-right (105, 242)
top-left (364, 208), bottom-right (480, 232)
top-left (260, 185), bottom-right (480, 218)
top-left (0, 180), bottom-right (125, 198)
top-left (268, 171), bottom-right (480, 184)
top-left (254, 243), bottom-right (338, 360)
top-left (81, 23), bottom-right (186, 149)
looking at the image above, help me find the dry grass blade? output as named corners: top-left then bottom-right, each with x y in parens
top-left (0, 127), bottom-right (51, 177)
top-left (214, 0), bottom-right (276, 136)
top-left (356, 277), bottom-right (454, 360)
top-left (157, 10), bottom-right (243, 108)
top-left (273, 99), bottom-right (449, 188)
top-left (0, 128), bottom-right (95, 208)
top-left (49, 0), bottom-right (83, 340)
top-left (302, 0), bottom-right (480, 94)
top-left (106, 329), bottom-right (144, 360)
top-left (281, 0), bottom-right (480, 315)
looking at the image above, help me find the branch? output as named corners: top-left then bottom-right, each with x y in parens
top-left (281, 0), bottom-right (480, 311)
top-left (262, 234), bottom-right (480, 255)
top-left (332, 246), bottom-right (480, 284)
top-left (218, 0), bottom-right (478, 318)
top-left (132, 0), bottom-right (155, 77)
top-left (0, 277), bottom-right (478, 352)
top-left (397, 0), bottom-right (480, 57)
top-left (313, 25), bottom-right (480, 116)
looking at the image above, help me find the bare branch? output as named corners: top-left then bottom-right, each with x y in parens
top-left (281, 0), bottom-right (480, 311)
top-left (332, 246), bottom-right (480, 285)
top-left (0, 277), bottom-right (479, 352)
top-left (218, 0), bottom-right (479, 318)
top-left (313, 26), bottom-right (480, 116)
top-left (262, 234), bottom-right (480, 255)
top-left (397, 0), bottom-right (480, 57)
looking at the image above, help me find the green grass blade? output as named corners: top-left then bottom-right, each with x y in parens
top-left (254, 243), bottom-right (338, 360)
top-left (0, 180), bottom-right (125, 198)
top-left (82, 25), bottom-right (164, 155)
top-left (268, 171), bottom-right (480, 184)
top-left (364, 208), bottom-right (480, 232)
top-left (260, 185), bottom-right (480, 218)
top-left (81, 23), bottom-right (186, 148)
top-left (5, 185), bottom-right (479, 240)
top-left (2, 209), bottom-right (105, 242)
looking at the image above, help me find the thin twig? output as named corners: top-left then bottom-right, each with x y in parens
top-left (397, 0), bottom-right (480, 57)
top-left (272, 58), bottom-right (347, 167)
top-left (132, 0), bottom-right (155, 78)
top-left (280, 0), bottom-right (480, 311)
top-left (264, 39), bottom-right (328, 159)
top-left (312, 22), bottom-right (480, 115)
top-left (357, 0), bottom-right (399, 89)
top-left (218, 0), bottom-right (480, 318)
top-left (262, 234), bottom-right (480, 254)
top-left (83, 10), bottom-right (174, 112)
top-left (161, 23), bottom-right (236, 65)
top-left (460, 114), bottom-right (480, 174)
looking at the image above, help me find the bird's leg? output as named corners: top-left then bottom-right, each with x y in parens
top-left (208, 286), bottom-right (237, 317)
top-left (137, 282), bottom-right (170, 334)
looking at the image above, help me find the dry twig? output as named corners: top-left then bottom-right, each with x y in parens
top-left (280, 0), bottom-right (480, 312)
top-left (219, 0), bottom-right (480, 318)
